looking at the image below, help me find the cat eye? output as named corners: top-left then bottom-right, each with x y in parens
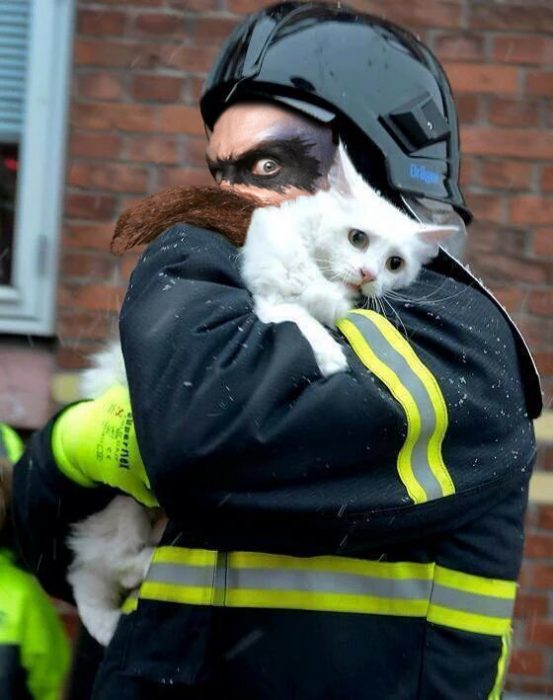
top-left (386, 256), bottom-right (405, 272)
top-left (251, 158), bottom-right (282, 177)
top-left (348, 229), bottom-right (369, 250)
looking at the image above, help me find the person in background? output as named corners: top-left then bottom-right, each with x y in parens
top-left (0, 422), bottom-right (70, 700)
top-left (11, 3), bottom-right (541, 698)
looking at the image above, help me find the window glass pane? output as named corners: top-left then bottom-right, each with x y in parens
top-left (0, 142), bottom-right (18, 286)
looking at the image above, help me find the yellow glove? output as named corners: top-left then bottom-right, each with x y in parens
top-left (0, 423), bottom-right (25, 464)
top-left (51, 385), bottom-right (158, 507)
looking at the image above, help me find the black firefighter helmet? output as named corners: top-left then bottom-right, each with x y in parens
top-left (201, 1), bottom-right (472, 233)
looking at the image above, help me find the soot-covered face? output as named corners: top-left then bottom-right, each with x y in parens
top-left (206, 102), bottom-right (336, 205)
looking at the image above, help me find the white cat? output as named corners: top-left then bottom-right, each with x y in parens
top-left (67, 143), bottom-right (457, 647)
top-left (241, 142), bottom-right (457, 376)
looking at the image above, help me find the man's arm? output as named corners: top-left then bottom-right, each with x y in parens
top-left (120, 224), bottom-right (537, 549)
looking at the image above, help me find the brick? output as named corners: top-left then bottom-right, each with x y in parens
top-left (68, 163), bottom-right (149, 194)
top-left (455, 94), bottom-right (480, 124)
top-left (434, 33), bottom-right (486, 62)
top-left (470, 4), bottom-right (553, 33)
top-left (514, 592), bottom-right (549, 618)
top-left (541, 167), bottom-right (553, 191)
top-left (184, 137), bottom-right (208, 168)
top-left (134, 12), bottom-right (185, 37)
top-left (77, 9), bottom-right (126, 36)
top-left (444, 63), bottom-right (519, 95)
top-left (532, 563), bottom-right (553, 589)
top-left (508, 649), bottom-right (545, 676)
top-left (507, 681), bottom-right (553, 695)
top-left (71, 103), bottom-right (157, 133)
top-left (527, 620), bottom-right (553, 647)
top-left (528, 290), bottom-right (553, 316)
top-left (191, 17), bottom-right (240, 44)
top-left (479, 159), bottom-right (532, 190)
top-left (77, 72), bottom-right (126, 101)
top-left (131, 75), bottom-right (183, 103)
top-left (160, 106), bottom-right (204, 135)
top-left (461, 128), bottom-right (553, 160)
top-left (167, 0), bottom-right (219, 9)
top-left (155, 44), bottom-right (219, 73)
top-left (63, 223), bottom-right (115, 251)
top-left (459, 156), bottom-right (475, 188)
top-left (488, 98), bottom-right (540, 129)
top-left (465, 193), bottom-right (504, 224)
top-left (61, 251), bottom-right (115, 280)
top-left (516, 317), bottom-right (553, 348)
top-left (535, 445), bottom-right (553, 470)
top-left (510, 197), bottom-right (553, 226)
top-left (524, 532), bottom-right (553, 558)
top-left (538, 505), bottom-right (553, 529)
top-left (69, 132), bottom-right (121, 159)
top-left (74, 39), bottom-right (136, 68)
top-left (534, 228), bottom-right (553, 256)
top-left (56, 346), bottom-right (105, 372)
top-left (465, 222), bottom-right (497, 253)
top-left (158, 167), bottom-right (213, 188)
top-left (57, 310), bottom-right (114, 342)
top-left (489, 287), bottom-right (525, 313)
top-left (314, 0), bottom-right (463, 29)
top-left (65, 193), bottom-right (117, 220)
top-left (58, 282), bottom-right (126, 313)
top-left (496, 227), bottom-right (529, 258)
top-left (126, 134), bottom-right (181, 165)
top-left (527, 71), bottom-right (553, 98)
top-left (494, 35), bottom-right (553, 66)
top-left (469, 253), bottom-right (546, 286)
top-left (120, 253), bottom-right (143, 283)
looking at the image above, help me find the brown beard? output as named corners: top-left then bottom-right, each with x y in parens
top-left (111, 187), bottom-right (259, 255)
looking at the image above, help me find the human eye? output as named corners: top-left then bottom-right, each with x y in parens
top-left (251, 157), bottom-right (282, 177)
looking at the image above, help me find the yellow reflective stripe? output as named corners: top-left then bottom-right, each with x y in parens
top-left (357, 311), bottom-right (453, 499)
top-left (140, 581), bottom-right (216, 606)
top-left (229, 551), bottom-right (433, 580)
top-left (121, 591), bottom-right (138, 615)
top-left (337, 317), bottom-right (427, 503)
top-left (488, 632), bottom-right (512, 700)
top-left (427, 605), bottom-right (512, 637)
top-left (435, 565), bottom-right (517, 600)
top-left (225, 590), bottom-right (430, 617)
top-left (152, 546), bottom-right (217, 567)
top-left (137, 547), bottom-right (516, 637)
top-left (337, 310), bottom-right (454, 504)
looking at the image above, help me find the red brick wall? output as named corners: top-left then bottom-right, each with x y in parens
top-left (60, 0), bottom-right (553, 692)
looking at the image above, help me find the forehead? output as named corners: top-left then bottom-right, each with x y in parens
top-left (206, 102), bottom-right (327, 160)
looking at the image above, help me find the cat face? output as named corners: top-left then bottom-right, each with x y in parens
top-left (310, 144), bottom-right (458, 298)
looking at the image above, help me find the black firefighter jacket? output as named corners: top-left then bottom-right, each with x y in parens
top-left (13, 224), bottom-right (542, 699)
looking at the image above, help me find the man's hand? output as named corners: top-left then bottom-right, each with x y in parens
top-left (51, 385), bottom-right (158, 507)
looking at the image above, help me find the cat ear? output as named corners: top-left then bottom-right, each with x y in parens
top-left (327, 141), bottom-right (361, 197)
top-left (416, 224), bottom-right (459, 244)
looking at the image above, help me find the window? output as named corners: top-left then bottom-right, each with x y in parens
top-left (0, 0), bottom-right (75, 334)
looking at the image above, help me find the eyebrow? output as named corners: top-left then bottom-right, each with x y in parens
top-left (205, 138), bottom-right (317, 169)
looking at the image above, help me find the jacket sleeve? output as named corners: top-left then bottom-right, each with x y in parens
top-left (120, 224), bottom-right (537, 548)
top-left (11, 415), bottom-right (114, 601)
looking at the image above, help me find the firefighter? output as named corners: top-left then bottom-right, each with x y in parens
top-left (0, 423), bottom-right (70, 699)
top-left (12, 3), bottom-right (541, 698)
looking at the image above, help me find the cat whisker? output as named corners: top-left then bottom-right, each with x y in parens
top-left (382, 295), bottom-right (408, 339)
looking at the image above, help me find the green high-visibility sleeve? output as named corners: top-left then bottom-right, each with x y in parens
top-left (0, 549), bottom-right (70, 700)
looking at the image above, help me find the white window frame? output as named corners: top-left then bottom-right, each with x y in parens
top-left (0, 0), bottom-right (75, 335)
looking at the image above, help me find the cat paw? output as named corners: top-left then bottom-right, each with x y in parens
top-left (119, 547), bottom-right (154, 589)
top-left (314, 340), bottom-right (349, 376)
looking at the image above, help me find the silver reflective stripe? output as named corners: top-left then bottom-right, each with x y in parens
top-left (347, 312), bottom-right (444, 500)
top-left (431, 584), bottom-right (515, 619)
top-left (147, 561), bottom-right (433, 601)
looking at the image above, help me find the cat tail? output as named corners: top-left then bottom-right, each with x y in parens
top-left (79, 340), bottom-right (127, 399)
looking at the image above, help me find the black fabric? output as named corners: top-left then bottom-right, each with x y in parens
top-left (0, 644), bottom-right (32, 700)
top-left (120, 224), bottom-right (537, 552)
top-left (65, 623), bottom-right (105, 700)
top-left (11, 414), bottom-right (114, 601)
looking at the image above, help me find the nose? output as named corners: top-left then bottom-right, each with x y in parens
top-left (360, 267), bottom-right (375, 283)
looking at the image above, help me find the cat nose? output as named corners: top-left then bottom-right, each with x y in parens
top-left (359, 267), bottom-right (375, 283)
